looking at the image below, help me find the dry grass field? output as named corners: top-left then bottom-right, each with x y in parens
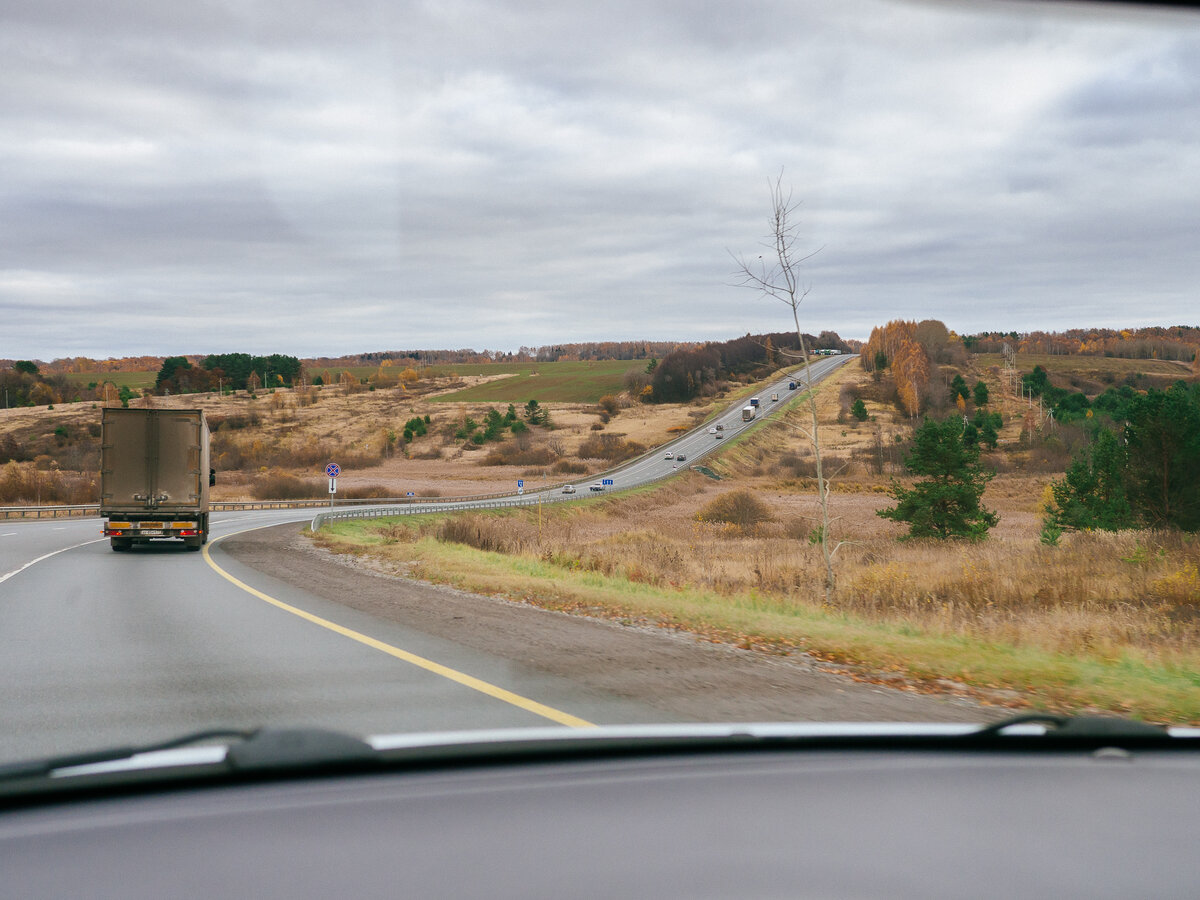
top-left (0, 363), bottom-right (719, 502)
top-left (6, 354), bottom-right (1199, 719)
top-left (311, 358), bottom-right (1200, 721)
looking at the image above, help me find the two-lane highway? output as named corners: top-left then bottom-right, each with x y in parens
top-left (0, 508), bottom-right (680, 760)
top-left (0, 355), bottom-right (865, 760)
top-left (575, 354), bottom-right (851, 495)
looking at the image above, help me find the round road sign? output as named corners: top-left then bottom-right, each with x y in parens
top-left (326, 463), bottom-right (340, 478)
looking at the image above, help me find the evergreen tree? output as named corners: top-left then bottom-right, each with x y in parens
top-left (972, 380), bottom-right (989, 406)
top-left (878, 417), bottom-right (998, 540)
top-left (155, 356), bottom-right (191, 390)
top-left (1047, 428), bottom-right (1134, 532)
top-left (1123, 383), bottom-right (1200, 530)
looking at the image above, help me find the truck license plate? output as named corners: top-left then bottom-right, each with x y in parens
top-left (139, 529), bottom-right (163, 536)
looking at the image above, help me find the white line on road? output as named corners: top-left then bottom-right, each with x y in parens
top-left (0, 538), bottom-right (107, 586)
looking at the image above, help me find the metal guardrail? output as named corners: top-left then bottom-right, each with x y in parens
top-left (0, 504), bottom-right (99, 521)
top-left (309, 491), bottom-right (575, 532)
top-left (3, 357), bottom-right (851, 528)
top-left (308, 357), bottom-right (853, 533)
top-left (0, 490), bottom-right (576, 522)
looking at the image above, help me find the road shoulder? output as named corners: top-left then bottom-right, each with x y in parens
top-left (221, 523), bottom-right (1001, 724)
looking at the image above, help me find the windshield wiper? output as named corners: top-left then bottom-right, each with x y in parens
top-left (0, 728), bottom-right (258, 783)
top-left (0, 726), bottom-right (379, 786)
top-left (1, 716), bottom-right (1192, 803)
top-left (969, 713), bottom-right (1168, 739)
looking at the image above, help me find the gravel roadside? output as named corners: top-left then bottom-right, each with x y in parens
top-left (222, 523), bottom-right (1005, 724)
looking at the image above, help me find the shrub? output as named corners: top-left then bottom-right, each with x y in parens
top-left (0, 463), bottom-right (96, 504)
top-left (696, 489), bottom-right (774, 530)
top-left (340, 484), bottom-right (394, 499)
top-left (481, 445), bottom-right (557, 467)
top-left (552, 459), bottom-right (588, 475)
top-left (577, 433), bottom-right (646, 462)
top-left (251, 472), bottom-right (325, 500)
top-left (437, 514), bottom-right (534, 553)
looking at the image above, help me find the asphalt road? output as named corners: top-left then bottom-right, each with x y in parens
top-left (550, 354), bottom-right (852, 497)
top-left (310, 354), bottom-right (853, 526)
top-left (1, 509), bottom-right (676, 760)
top-left (4, 354), bottom-right (971, 764)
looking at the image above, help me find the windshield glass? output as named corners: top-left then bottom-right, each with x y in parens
top-left (2, 0), bottom-right (1198, 762)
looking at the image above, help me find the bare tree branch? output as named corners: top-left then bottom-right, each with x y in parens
top-left (732, 171), bottom-right (838, 604)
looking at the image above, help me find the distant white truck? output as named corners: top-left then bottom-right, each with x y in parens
top-left (742, 406), bottom-right (756, 422)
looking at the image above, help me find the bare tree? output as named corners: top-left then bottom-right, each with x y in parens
top-left (733, 172), bottom-right (843, 603)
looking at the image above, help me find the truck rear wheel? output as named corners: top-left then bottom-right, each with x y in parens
top-left (183, 537), bottom-right (203, 551)
top-left (110, 538), bottom-right (132, 552)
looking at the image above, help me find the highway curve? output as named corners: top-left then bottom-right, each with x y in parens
top-left (0, 357), bottom-right (998, 762)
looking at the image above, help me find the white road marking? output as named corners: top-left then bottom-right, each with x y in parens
top-left (0, 538), bottom-right (107, 586)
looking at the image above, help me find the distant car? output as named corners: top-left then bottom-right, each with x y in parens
top-left (561, 485), bottom-right (576, 493)
top-left (676, 453), bottom-right (686, 462)
top-left (664, 451), bottom-right (674, 459)
top-left (708, 427), bottom-right (718, 434)
top-left (714, 432), bottom-right (724, 439)
top-left (715, 424), bottom-right (724, 431)
top-left (589, 483), bottom-right (604, 492)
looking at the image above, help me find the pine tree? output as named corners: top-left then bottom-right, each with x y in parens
top-left (878, 417), bottom-right (998, 540)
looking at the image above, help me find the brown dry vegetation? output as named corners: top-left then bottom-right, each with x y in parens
top-left (317, 359), bottom-right (1200, 719)
top-left (0, 370), bottom-right (717, 503)
top-left (346, 472), bottom-right (1200, 675)
top-left (7, 354), bottom-right (1200, 717)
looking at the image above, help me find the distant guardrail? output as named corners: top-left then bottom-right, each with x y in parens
top-left (0, 494), bottom-right (547, 521)
top-left (309, 491), bottom-right (574, 532)
top-left (4, 357), bottom-right (852, 527)
top-left (0, 504), bottom-right (100, 521)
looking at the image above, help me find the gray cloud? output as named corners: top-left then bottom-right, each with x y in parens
top-left (2, 0), bottom-right (1199, 359)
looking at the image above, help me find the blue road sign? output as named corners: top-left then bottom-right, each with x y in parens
top-left (602, 478), bottom-right (614, 486)
top-left (517, 479), bottom-right (524, 487)
top-left (326, 463), bottom-right (340, 478)
top-left (406, 491), bottom-right (415, 497)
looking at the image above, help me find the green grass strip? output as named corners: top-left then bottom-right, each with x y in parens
top-left (313, 519), bottom-right (1200, 724)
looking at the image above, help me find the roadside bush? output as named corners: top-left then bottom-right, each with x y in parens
top-left (696, 489), bottom-right (774, 530)
top-left (0, 435), bottom-right (31, 464)
top-left (552, 459), bottom-right (589, 475)
top-left (437, 514), bottom-right (536, 553)
top-left (251, 472), bottom-right (325, 500)
top-left (0, 463), bottom-right (96, 504)
top-left (779, 452), bottom-right (851, 479)
top-left (481, 445), bottom-right (557, 467)
top-left (340, 484), bottom-right (393, 499)
top-left (577, 433), bottom-right (646, 462)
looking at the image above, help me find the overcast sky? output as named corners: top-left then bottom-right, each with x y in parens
top-left (3, 0), bottom-right (1198, 360)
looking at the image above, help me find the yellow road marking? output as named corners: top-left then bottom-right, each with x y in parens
top-left (202, 529), bottom-right (595, 728)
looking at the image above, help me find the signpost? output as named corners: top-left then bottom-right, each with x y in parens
top-left (326, 462), bottom-right (339, 507)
